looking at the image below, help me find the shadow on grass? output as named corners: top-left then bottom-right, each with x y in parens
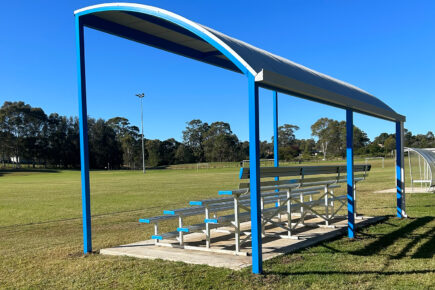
top-left (411, 227), bottom-right (435, 259)
top-left (406, 205), bottom-right (435, 208)
top-left (263, 269), bottom-right (435, 276)
top-left (351, 216), bottom-right (434, 257)
top-left (393, 224), bottom-right (435, 259)
top-left (0, 168), bottom-right (60, 176)
top-left (265, 217), bottom-right (435, 277)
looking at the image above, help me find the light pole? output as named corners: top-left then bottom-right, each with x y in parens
top-left (136, 93), bottom-right (146, 174)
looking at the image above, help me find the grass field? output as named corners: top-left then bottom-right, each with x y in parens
top-left (0, 159), bottom-right (434, 289)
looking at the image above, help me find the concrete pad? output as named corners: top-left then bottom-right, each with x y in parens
top-left (101, 215), bottom-right (385, 270)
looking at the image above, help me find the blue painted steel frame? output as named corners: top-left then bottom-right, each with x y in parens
top-left (248, 75), bottom-right (262, 274)
top-left (396, 122), bottom-right (403, 218)
top-left (346, 109), bottom-right (355, 238)
top-left (76, 16), bottom-right (92, 254)
top-left (273, 91), bottom-right (279, 170)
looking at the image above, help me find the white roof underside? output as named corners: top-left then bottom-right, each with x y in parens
top-left (75, 3), bottom-right (405, 122)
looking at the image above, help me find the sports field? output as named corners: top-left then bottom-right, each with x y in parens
top-left (0, 159), bottom-right (434, 289)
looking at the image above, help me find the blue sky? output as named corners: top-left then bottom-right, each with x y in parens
top-left (1, 1), bottom-right (434, 142)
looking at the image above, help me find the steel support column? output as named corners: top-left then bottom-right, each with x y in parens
top-left (248, 75), bottom-right (262, 274)
top-left (346, 109), bottom-right (355, 238)
top-left (76, 16), bottom-right (92, 253)
top-left (273, 91), bottom-right (279, 170)
top-left (396, 121), bottom-right (406, 218)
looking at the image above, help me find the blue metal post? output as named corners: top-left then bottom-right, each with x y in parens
top-left (76, 16), bottom-right (92, 253)
top-left (396, 121), bottom-right (403, 218)
top-left (346, 109), bottom-right (355, 238)
top-left (273, 91), bottom-right (279, 171)
top-left (248, 75), bottom-right (262, 274)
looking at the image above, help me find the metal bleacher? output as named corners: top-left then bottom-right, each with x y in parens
top-left (139, 164), bottom-right (371, 255)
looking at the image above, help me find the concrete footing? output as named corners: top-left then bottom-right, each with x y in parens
top-left (100, 215), bottom-right (385, 270)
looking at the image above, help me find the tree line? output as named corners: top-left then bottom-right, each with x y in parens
top-left (1, 101), bottom-right (434, 169)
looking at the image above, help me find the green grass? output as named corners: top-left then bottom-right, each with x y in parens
top-left (0, 159), bottom-right (434, 289)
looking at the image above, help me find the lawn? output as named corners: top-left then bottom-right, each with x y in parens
top-left (0, 159), bottom-right (434, 289)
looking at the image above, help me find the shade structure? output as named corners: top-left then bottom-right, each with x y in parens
top-left (75, 3), bottom-right (405, 123)
top-left (406, 147), bottom-right (435, 192)
top-left (74, 3), bottom-right (407, 275)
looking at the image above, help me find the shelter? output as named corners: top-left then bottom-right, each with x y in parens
top-left (406, 147), bottom-right (435, 192)
top-left (74, 3), bottom-right (406, 274)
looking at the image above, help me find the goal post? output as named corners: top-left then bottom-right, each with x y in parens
top-left (365, 157), bottom-right (384, 168)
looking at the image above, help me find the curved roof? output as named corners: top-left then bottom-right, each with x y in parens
top-left (75, 3), bottom-right (405, 122)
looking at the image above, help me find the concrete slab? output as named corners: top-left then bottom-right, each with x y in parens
top-left (100, 215), bottom-right (385, 270)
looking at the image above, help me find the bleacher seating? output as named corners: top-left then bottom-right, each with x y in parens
top-left (139, 164), bottom-right (371, 254)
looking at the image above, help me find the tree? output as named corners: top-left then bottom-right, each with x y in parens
top-left (107, 117), bottom-right (141, 169)
top-left (174, 144), bottom-right (194, 164)
top-left (338, 121), bottom-right (370, 157)
top-left (279, 145), bottom-right (300, 160)
top-left (182, 119), bottom-right (209, 162)
top-left (425, 131), bottom-right (435, 147)
top-left (353, 126), bottom-right (370, 149)
top-left (259, 141), bottom-right (273, 159)
top-left (146, 139), bottom-right (161, 167)
top-left (107, 117), bottom-right (131, 137)
top-left (239, 141), bottom-right (250, 161)
top-left (384, 136), bottom-right (396, 156)
top-left (0, 101), bottom-right (35, 167)
top-left (23, 107), bottom-right (48, 167)
top-left (296, 139), bottom-right (316, 158)
top-left (404, 129), bottom-right (414, 147)
top-left (0, 103), bottom-right (17, 166)
top-left (203, 122), bottom-right (239, 162)
top-left (10, 99), bottom-right (435, 168)
top-left (271, 124), bottom-right (301, 160)
top-left (160, 138), bottom-right (179, 165)
top-left (277, 124), bottom-right (299, 147)
top-left (0, 129), bottom-right (13, 167)
top-left (373, 133), bottom-right (392, 146)
top-left (311, 118), bottom-right (339, 159)
top-left (88, 118), bottom-right (122, 169)
top-left (46, 113), bottom-right (79, 168)
top-left (64, 117), bottom-right (80, 168)
top-left (367, 142), bottom-right (383, 156)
